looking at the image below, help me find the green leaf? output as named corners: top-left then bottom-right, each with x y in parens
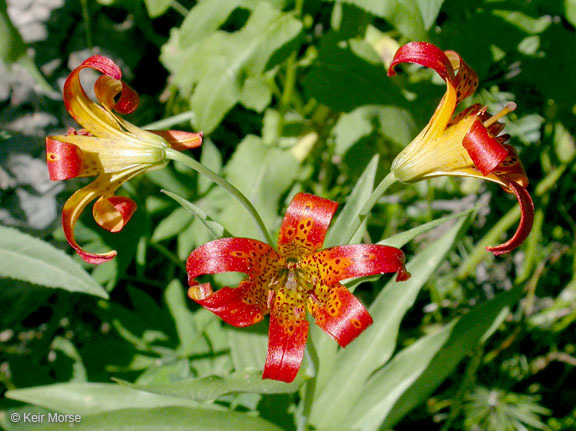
top-left (0, 0), bottom-right (26, 63)
top-left (198, 138), bottom-right (223, 194)
top-left (0, 226), bottom-right (108, 299)
top-left (151, 207), bottom-right (194, 242)
top-left (380, 207), bottom-right (477, 248)
top-left (143, 0), bottom-right (172, 18)
top-left (5, 383), bottom-right (204, 415)
top-left (567, 0), bottom-right (576, 27)
top-left (227, 326), bottom-right (268, 371)
top-left (114, 369), bottom-right (306, 402)
top-left (416, 0), bottom-right (445, 29)
top-left (240, 75), bottom-right (273, 112)
top-left (23, 407), bottom-right (282, 431)
top-left (309, 214), bottom-right (472, 429)
top-left (324, 155), bottom-right (379, 248)
top-left (326, 0), bottom-right (428, 39)
top-left (346, 285), bottom-right (523, 430)
top-left (164, 279), bottom-right (198, 355)
top-left (303, 33), bottom-right (403, 112)
top-left (165, 2), bottom-right (302, 133)
top-left (162, 190), bottom-right (226, 240)
top-left (179, 0), bottom-right (241, 46)
top-left (209, 135), bottom-right (299, 239)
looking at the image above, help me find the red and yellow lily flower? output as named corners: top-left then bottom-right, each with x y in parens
top-left (388, 42), bottom-right (534, 255)
top-left (186, 193), bottom-right (410, 383)
top-left (46, 55), bottom-right (202, 264)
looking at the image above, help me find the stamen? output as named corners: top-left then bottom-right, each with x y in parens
top-left (267, 289), bottom-right (275, 308)
top-left (483, 102), bottom-right (516, 128)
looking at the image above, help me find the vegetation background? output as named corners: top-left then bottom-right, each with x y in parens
top-left (1, 0), bottom-right (575, 430)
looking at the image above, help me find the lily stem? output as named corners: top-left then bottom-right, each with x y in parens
top-left (165, 148), bottom-right (275, 247)
top-left (344, 171), bottom-right (398, 244)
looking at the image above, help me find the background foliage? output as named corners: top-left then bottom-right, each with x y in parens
top-left (1, 0), bottom-right (575, 430)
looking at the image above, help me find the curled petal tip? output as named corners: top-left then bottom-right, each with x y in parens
top-left (396, 268), bottom-right (411, 282)
top-left (388, 41), bottom-right (455, 82)
top-left (76, 248), bottom-right (117, 264)
top-left (188, 283), bottom-right (213, 301)
top-left (149, 130), bottom-right (203, 151)
top-left (45, 137), bottom-right (83, 181)
top-left (485, 181), bottom-right (534, 255)
top-left (93, 196), bottom-right (137, 233)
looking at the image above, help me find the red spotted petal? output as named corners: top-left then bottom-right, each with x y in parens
top-left (311, 284), bottom-right (373, 347)
top-left (263, 310), bottom-right (309, 383)
top-left (278, 193), bottom-right (338, 259)
top-left (46, 137), bottom-right (83, 180)
top-left (305, 244), bottom-right (410, 284)
top-left (149, 130), bottom-right (203, 151)
top-left (188, 281), bottom-right (267, 327)
top-left (486, 180), bottom-right (534, 256)
top-left (492, 144), bottom-right (529, 188)
top-left (186, 237), bottom-right (279, 280)
top-left (463, 119), bottom-right (509, 176)
top-left (92, 195), bottom-right (137, 233)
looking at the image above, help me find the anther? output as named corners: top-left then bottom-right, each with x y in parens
top-left (483, 102), bottom-right (516, 128)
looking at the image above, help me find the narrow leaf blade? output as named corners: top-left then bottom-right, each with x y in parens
top-left (0, 226), bottom-right (108, 298)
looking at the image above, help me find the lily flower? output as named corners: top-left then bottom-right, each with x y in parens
top-left (187, 193), bottom-right (410, 383)
top-left (46, 55), bottom-right (202, 264)
top-left (388, 42), bottom-right (534, 255)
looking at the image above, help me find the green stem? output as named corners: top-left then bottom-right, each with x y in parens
top-left (344, 171), bottom-right (398, 244)
top-left (276, 0), bottom-right (304, 139)
top-left (80, 0), bottom-right (93, 49)
top-left (165, 148), bottom-right (274, 247)
top-left (144, 111), bottom-right (195, 130)
top-left (457, 162), bottom-right (568, 280)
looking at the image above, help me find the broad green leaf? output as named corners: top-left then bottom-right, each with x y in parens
top-left (0, 0), bottom-right (26, 63)
top-left (208, 135), bottom-right (299, 239)
top-left (227, 326), bottom-right (268, 371)
top-left (5, 383), bottom-right (205, 415)
top-left (151, 207), bottom-right (194, 242)
top-left (240, 75), bottom-right (273, 112)
top-left (162, 190), bottom-right (226, 240)
top-left (164, 279), bottom-right (198, 355)
top-left (165, 2), bottom-right (302, 133)
top-left (324, 155), bottom-right (379, 248)
top-left (567, 0), bottom-right (576, 27)
top-left (303, 33), bottom-right (402, 112)
top-left (332, 105), bottom-right (415, 155)
top-left (0, 226), bottom-right (108, 299)
top-left (325, 0), bottom-right (428, 39)
top-left (416, 0), bottom-right (445, 29)
top-left (114, 369), bottom-right (306, 402)
top-left (143, 0), bottom-right (172, 17)
top-left (179, 0), bottom-right (241, 46)
top-left (310, 214), bottom-right (472, 428)
top-left (23, 407), bottom-right (282, 431)
top-left (347, 285), bottom-right (523, 430)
